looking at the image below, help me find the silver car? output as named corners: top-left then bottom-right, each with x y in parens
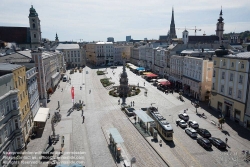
top-left (185, 128), bottom-right (198, 138)
top-left (178, 119), bottom-right (187, 128)
top-left (188, 120), bottom-right (199, 129)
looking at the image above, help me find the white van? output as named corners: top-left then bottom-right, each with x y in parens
top-left (63, 75), bottom-right (68, 82)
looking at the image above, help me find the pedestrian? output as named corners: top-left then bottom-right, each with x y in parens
top-left (134, 116), bottom-right (136, 124)
top-left (225, 137), bottom-right (228, 144)
top-left (118, 99), bottom-right (120, 105)
top-left (82, 110), bottom-right (83, 116)
top-left (133, 101), bottom-right (134, 106)
top-left (131, 101), bottom-right (132, 106)
top-left (61, 88), bottom-right (63, 91)
top-left (82, 116), bottom-right (85, 123)
top-left (59, 109), bottom-right (60, 112)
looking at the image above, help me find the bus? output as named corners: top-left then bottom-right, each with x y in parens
top-left (147, 107), bottom-right (173, 141)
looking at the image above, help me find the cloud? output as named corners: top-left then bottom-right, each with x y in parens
top-left (0, 0), bottom-right (249, 41)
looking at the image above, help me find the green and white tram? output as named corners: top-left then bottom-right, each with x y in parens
top-left (147, 107), bottom-right (173, 141)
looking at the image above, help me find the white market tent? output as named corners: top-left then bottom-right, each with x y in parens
top-left (34, 108), bottom-right (50, 122)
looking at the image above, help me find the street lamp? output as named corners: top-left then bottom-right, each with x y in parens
top-left (131, 157), bottom-right (136, 167)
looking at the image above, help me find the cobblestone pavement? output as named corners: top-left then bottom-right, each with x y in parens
top-left (23, 65), bottom-right (250, 167)
top-left (104, 66), bottom-right (250, 167)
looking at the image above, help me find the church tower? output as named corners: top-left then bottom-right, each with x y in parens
top-left (28, 5), bottom-right (42, 49)
top-left (216, 7), bottom-right (224, 44)
top-left (169, 8), bottom-right (177, 39)
top-left (182, 29), bottom-right (189, 44)
top-left (55, 33), bottom-right (59, 43)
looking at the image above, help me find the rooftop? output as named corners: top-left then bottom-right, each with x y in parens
top-left (224, 52), bottom-right (250, 59)
top-left (96, 42), bottom-right (113, 44)
top-left (56, 43), bottom-right (80, 50)
top-left (0, 63), bottom-right (22, 71)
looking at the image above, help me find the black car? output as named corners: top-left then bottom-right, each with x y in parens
top-left (197, 137), bottom-right (212, 149)
top-left (197, 128), bottom-right (211, 138)
top-left (208, 137), bottom-right (227, 149)
top-left (178, 113), bottom-right (189, 121)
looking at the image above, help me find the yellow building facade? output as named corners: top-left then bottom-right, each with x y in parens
top-left (211, 53), bottom-right (250, 126)
top-left (13, 66), bottom-right (32, 144)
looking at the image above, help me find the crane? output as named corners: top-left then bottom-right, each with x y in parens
top-left (176, 26), bottom-right (201, 36)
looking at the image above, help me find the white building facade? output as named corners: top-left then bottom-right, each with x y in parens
top-left (169, 55), bottom-right (184, 89)
top-left (153, 47), bottom-right (166, 77)
top-left (139, 43), bottom-right (154, 70)
top-left (26, 67), bottom-right (39, 119)
top-left (0, 74), bottom-right (23, 165)
top-left (31, 50), bottom-right (61, 107)
top-left (56, 44), bottom-right (82, 68)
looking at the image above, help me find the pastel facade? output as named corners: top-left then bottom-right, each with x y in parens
top-left (211, 52), bottom-right (250, 126)
top-left (183, 56), bottom-right (213, 101)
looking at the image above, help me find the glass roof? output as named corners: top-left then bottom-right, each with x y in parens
top-left (109, 128), bottom-right (124, 143)
top-left (134, 110), bottom-right (154, 123)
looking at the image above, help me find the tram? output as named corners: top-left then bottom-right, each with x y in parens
top-left (147, 107), bottom-right (173, 141)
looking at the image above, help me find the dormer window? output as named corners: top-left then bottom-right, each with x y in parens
top-left (241, 63), bottom-right (244, 69)
top-left (231, 62), bottom-right (234, 67)
top-left (223, 60), bottom-right (226, 66)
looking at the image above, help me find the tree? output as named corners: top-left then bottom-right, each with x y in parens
top-left (218, 118), bottom-right (225, 129)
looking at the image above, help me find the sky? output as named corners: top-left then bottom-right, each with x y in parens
top-left (1, 0), bottom-right (250, 42)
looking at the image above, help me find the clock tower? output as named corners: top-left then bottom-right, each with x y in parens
top-left (29, 5), bottom-right (42, 49)
top-left (216, 7), bottom-right (224, 44)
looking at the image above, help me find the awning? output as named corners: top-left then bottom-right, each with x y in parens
top-left (160, 80), bottom-right (171, 86)
top-left (34, 108), bottom-right (50, 122)
top-left (109, 128), bottom-right (124, 143)
top-left (143, 72), bottom-right (152, 75)
top-left (157, 79), bottom-right (168, 82)
top-left (133, 110), bottom-right (154, 123)
top-left (51, 72), bottom-right (60, 79)
top-left (136, 67), bottom-right (145, 71)
top-left (146, 73), bottom-right (158, 77)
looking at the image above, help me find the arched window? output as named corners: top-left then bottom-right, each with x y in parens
top-left (34, 34), bottom-right (36, 38)
top-left (33, 23), bottom-right (35, 29)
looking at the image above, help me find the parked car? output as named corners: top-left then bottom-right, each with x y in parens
top-left (185, 128), bottom-right (198, 138)
top-left (110, 66), bottom-right (117, 69)
top-left (197, 137), bottom-right (212, 149)
top-left (188, 120), bottom-right (199, 129)
top-left (197, 128), bottom-right (212, 138)
top-left (177, 119), bottom-right (187, 128)
top-left (208, 137), bottom-right (227, 149)
top-left (178, 113), bottom-right (189, 121)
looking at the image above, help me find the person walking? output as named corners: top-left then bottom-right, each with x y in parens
top-left (118, 99), bottom-right (120, 105)
top-left (82, 110), bottom-right (84, 116)
top-left (133, 101), bottom-right (134, 106)
top-left (225, 137), bottom-right (228, 144)
top-left (131, 101), bottom-right (132, 106)
top-left (134, 116), bottom-right (137, 124)
top-left (82, 115), bottom-right (85, 123)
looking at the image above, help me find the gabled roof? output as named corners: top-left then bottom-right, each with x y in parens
top-left (0, 27), bottom-right (31, 44)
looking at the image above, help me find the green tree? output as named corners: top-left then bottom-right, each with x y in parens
top-left (218, 118), bottom-right (225, 129)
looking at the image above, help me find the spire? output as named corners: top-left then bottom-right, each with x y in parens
top-left (171, 7), bottom-right (174, 24)
top-left (29, 5), bottom-right (38, 17)
top-left (218, 6), bottom-right (224, 23)
top-left (169, 7), bottom-right (177, 39)
top-left (220, 6), bottom-right (222, 15)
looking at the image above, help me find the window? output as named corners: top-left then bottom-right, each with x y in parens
top-left (214, 61), bottom-right (216, 65)
top-left (221, 85), bottom-right (224, 93)
top-left (223, 60), bottom-right (226, 66)
top-left (213, 70), bottom-right (216, 77)
top-left (241, 63), bottom-right (244, 69)
top-left (212, 83), bottom-right (215, 90)
top-left (34, 34), bottom-right (36, 38)
top-left (6, 101), bottom-right (10, 112)
top-left (239, 75), bottom-right (243, 83)
top-left (15, 81), bottom-right (18, 88)
top-left (20, 94), bottom-right (22, 101)
top-left (22, 108), bottom-right (24, 115)
top-left (230, 73), bottom-right (233, 81)
top-left (17, 137), bottom-right (21, 148)
top-left (1, 104), bottom-right (5, 116)
top-left (15, 119), bottom-right (19, 130)
top-left (238, 90), bottom-right (242, 99)
top-left (4, 127), bottom-right (8, 138)
top-left (222, 72), bottom-right (225, 79)
top-left (12, 99), bottom-right (17, 110)
top-left (33, 23), bottom-right (35, 28)
top-left (25, 105), bottom-right (27, 111)
top-left (231, 62), bottom-right (234, 67)
top-left (228, 87), bottom-right (232, 95)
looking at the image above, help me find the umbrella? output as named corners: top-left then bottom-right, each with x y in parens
top-left (69, 164), bottom-right (84, 167)
top-left (48, 136), bottom-right (52, 146)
